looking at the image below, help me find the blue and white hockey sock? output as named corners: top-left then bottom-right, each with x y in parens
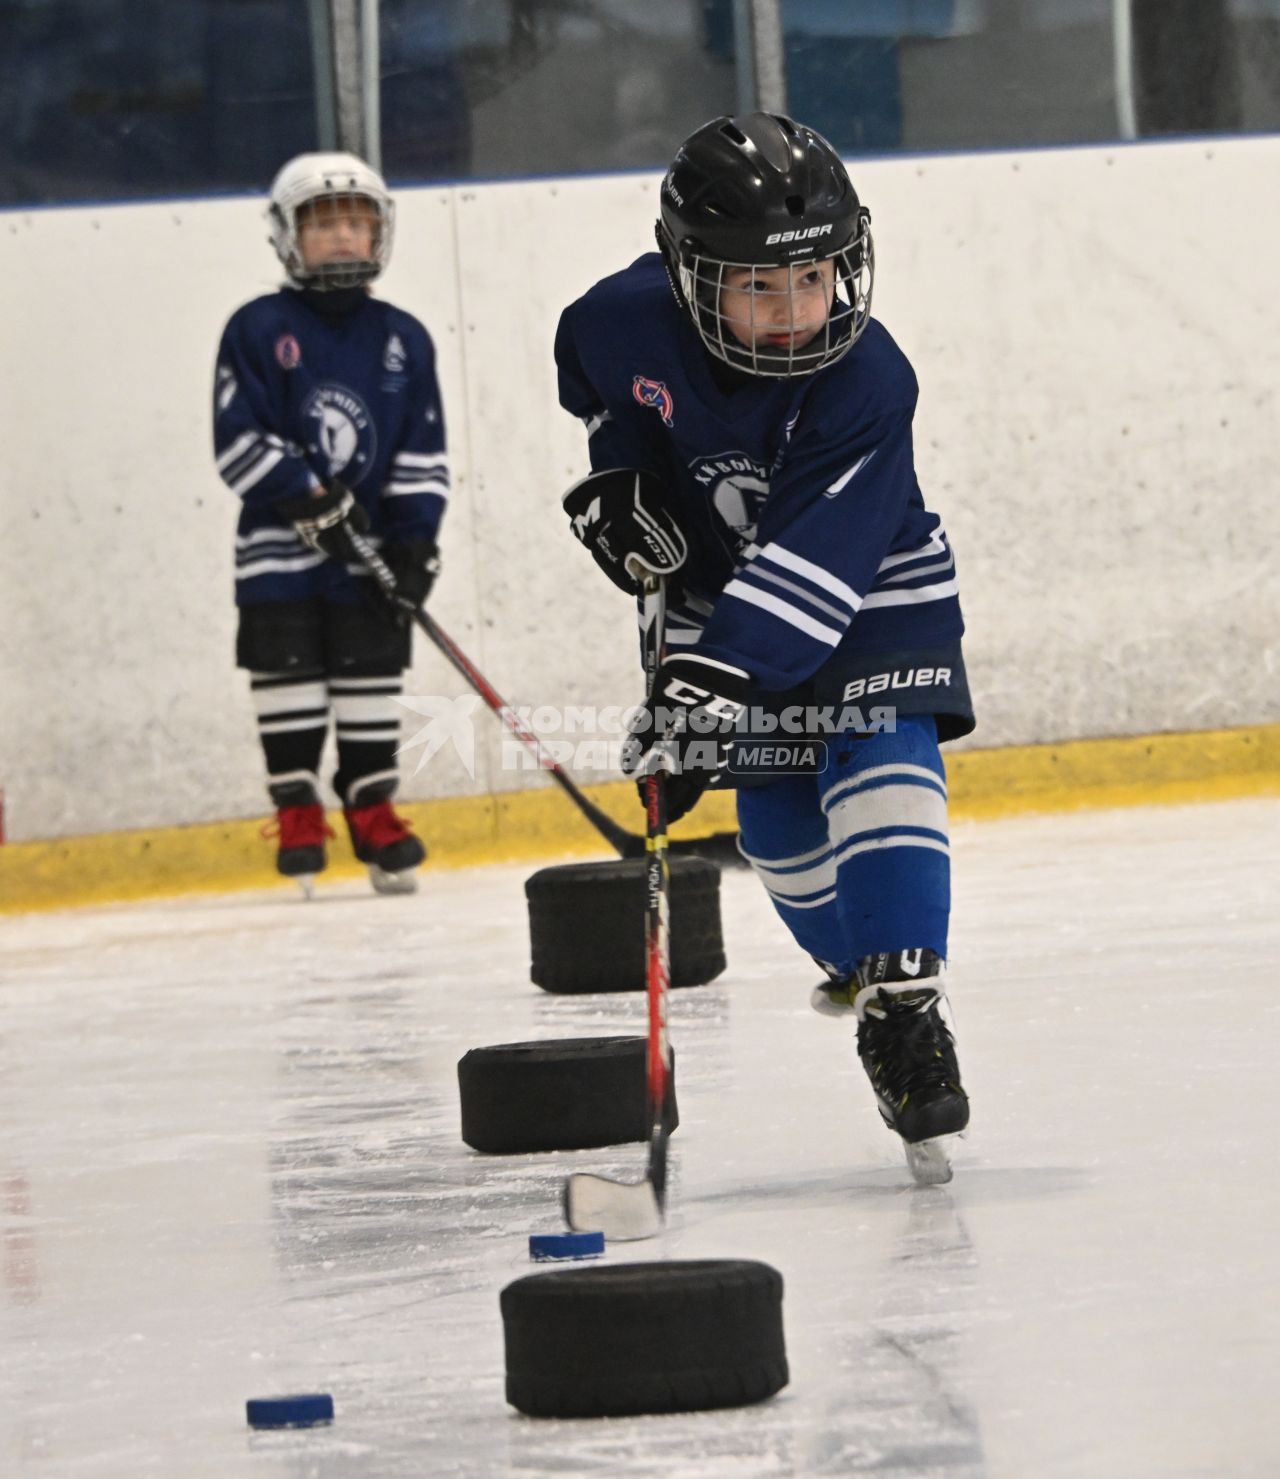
top-left (737, 714), bottom-right (951, 981)
top-left (820, 715), bottom-right (950, 965)
top-left (736, 772), bottom-right (847, 970)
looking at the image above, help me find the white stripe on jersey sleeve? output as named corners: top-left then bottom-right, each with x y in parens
top-left (393, 452), bottom-right (448, 470)
top-left (235, 551), bottom-right (328, 579)
top-left (756, 543), bottom-right (863, 613)
top-left (720, 579), bottom-right (844, 644)
top-left (876, 526), bottom-right (948, 574)
top-left (860, 576), bottom-right (961, 610)
top-left (235, 527), bottom-right (306, 550)
top-left (385, 478), bottom-right (450, 497)
top-left (216, 430), bottom-right (260, 472)
top-left (880, 553), bottom-right (954, 586)
top-left (745, 564), bottom-right (852, 625)
top-left (229, 447), bottom-right (285, 496)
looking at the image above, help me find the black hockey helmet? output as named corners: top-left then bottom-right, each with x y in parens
top-left (656, 113), bottom-right (873, 377)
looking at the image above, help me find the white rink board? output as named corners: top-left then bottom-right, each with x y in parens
top-left (2, 138), bottom-right (1279, 840)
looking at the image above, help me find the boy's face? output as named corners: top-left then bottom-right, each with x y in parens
top-left (297, 194), bottom-right (380, 270)
top-left (717, 259), bottom-right (837, 354)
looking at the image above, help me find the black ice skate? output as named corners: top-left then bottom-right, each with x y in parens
top-left (853, 951), bottom-right (969, 1186)
top-left (263, 780), bottom-right (334, 899)
top-left (343, 799), bottom-right (426, 895)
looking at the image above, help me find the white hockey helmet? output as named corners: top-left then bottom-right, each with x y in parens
top-left (267, 151), bottom-right (394, 290)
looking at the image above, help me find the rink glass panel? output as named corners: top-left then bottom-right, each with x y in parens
top-left (4, 1), bottom-right (1280, 206)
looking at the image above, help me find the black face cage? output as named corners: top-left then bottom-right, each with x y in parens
top-left (673, 214), bottom-right (874, 379)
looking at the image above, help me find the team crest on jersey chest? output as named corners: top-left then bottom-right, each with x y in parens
top-left (633, 375), bottom-right (674, 427)
top-left (691, 451), bottom-right (771, 545)
top-left (301, 384), bottom-right (377, 486)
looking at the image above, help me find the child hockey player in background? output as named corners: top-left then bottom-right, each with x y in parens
top-left (214, 153), bottom-right (448, 895)
top-left (557, 114), bottom-right (974, 1181)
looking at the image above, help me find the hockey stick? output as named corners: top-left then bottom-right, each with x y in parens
top-left (562, 575), bottom-right (674, 1240)
top-left (349, 532), bottom-right (742, 865)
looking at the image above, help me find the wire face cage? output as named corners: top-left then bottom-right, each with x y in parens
top-left (677, 224), bottom-right (874, 379)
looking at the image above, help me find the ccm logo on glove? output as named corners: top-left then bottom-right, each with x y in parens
top-left (563, 467), bottom-right (688, 596)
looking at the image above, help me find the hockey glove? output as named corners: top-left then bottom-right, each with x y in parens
top-left (563, 468), bottom-right (688, 598)
top-left (381, 537), bottom-right (441, 624)
top-left (277, 479), bottom-right (369, 563)
top-left (621, 653), bottom-right (750, 824)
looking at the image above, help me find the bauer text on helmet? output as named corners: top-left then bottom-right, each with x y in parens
top-left (656, 113), bottom-right (874, 378)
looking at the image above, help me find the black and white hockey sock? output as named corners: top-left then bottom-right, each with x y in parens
top-left (329, 673), bottom-right (404, 807)
top-left (250, 670), bottom-right (329, 806)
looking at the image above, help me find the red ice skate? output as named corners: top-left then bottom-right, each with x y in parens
top-left (262, 802), bottom-right (334, 897)
top-left (344, 798), bottom-right (426, 895)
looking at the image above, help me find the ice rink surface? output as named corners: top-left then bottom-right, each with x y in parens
top-left (1, 797), bottom-right (1278, 1478)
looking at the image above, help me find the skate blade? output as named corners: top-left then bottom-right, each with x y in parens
top-left (368, 865), bottom-right (418, 896)
top-left (904, 1136), bottom-right (956, 1187)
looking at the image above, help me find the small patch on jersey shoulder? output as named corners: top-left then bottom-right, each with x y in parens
top-left (383, 333), bottom-right (407, 373)
top-left (632, 375), bottom-right (674, 428)
top-left (275, 334), bottom-right (302, 371)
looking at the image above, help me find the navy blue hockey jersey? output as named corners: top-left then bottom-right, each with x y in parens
top-left (214, 289), bottom-right (448, 605)
top-left (556, 254), bottom-right (964, 696)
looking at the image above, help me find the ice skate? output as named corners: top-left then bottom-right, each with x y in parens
top-left (262, 783), bottom-right (334, 899)
top-left (344, 798), bottom-right (425, 895)
top-left (851, 952), bottom-right (969, 1186)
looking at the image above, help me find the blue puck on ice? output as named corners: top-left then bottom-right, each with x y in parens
top-left (529, 1230), bottom-right (605, 1261)
top-left (245, 1393), bottom-right (334, 1429)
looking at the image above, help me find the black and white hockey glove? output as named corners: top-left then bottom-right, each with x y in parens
top-left (563, 468), bottom-right (688, 597)
top-left (381, 537), bottom-right (441, 624)
top-left (621, 653), bottom-right (750, 824)
top-left (277, 479), bottom-right (369, 563)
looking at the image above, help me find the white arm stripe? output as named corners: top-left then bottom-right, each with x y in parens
top-left (881, 555), bottom-right (953, 586)
top-left (229, 447), bottom-right (285, 497)
top-left (721, 580), bottom-right (843, 644)
top-left (235, 552), bottom-right (328, 579)
top-left (216, 430), bottom-right (260, 472)
top-left (393, 452), bottom-right (448, 470)
top-left (745, 565), bottom-right (851, 625)
top-left (385, 479), bottom-right (449, 497)
top-left (236, 526), bottom-right (304, 550)
top-left (758, 543), bottom-right (862, 611)
top-left (876, 526), bottom-right (947, 573)
top-left (860, 577), bottom-right (960, 609)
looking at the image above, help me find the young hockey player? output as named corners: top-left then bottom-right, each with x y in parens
top-left (557, 114), bottom-right (974, 1181)
top-left (214, 153), bottom-right (447, 894)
